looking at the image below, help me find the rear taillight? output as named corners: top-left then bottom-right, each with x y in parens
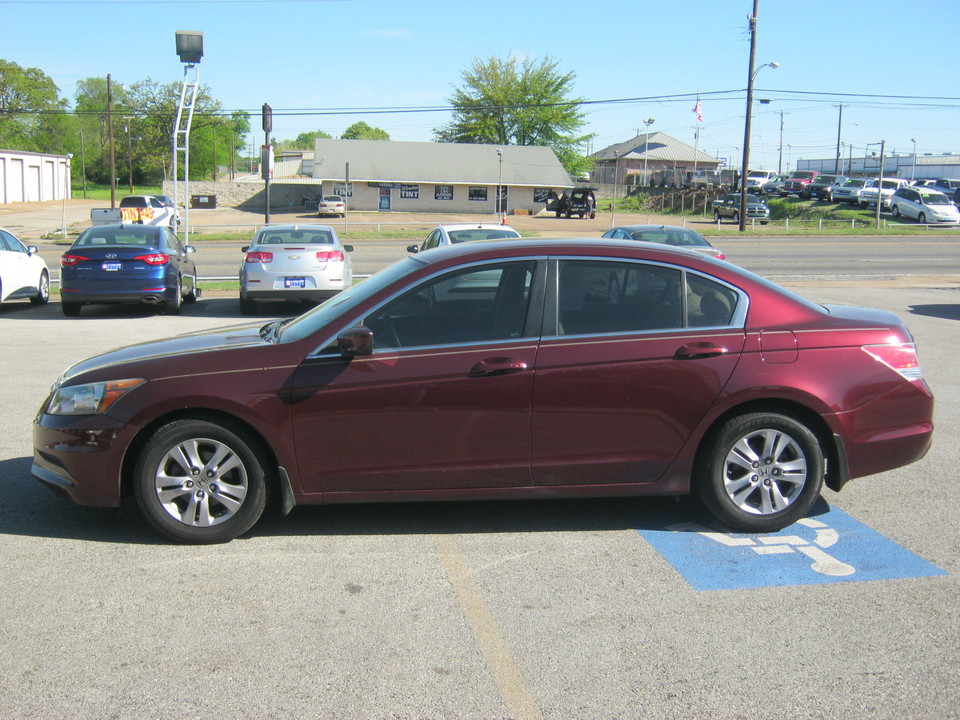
top-left (862, 343), bottom-right (922, 381)
top-left (316, 250), bottom-right (345, 262)
top-left (60, 254), bottom-right (87, 267)
top-left (245, 251), bottom-right (273, 263)
top-left (135, 253), bottom-right (170, 266)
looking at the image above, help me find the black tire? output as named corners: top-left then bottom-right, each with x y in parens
top-left (713, 210), bottom-right (722, 223)
top-left (183, 276), bottom-right (198, 304)
top-left (892, 205), bottom-right (901, 218)
top-left (133, 418), bottom-right (269, 544)
top-left (31, 270), bottom-right (50, 305)
top-left (62, 301), bottom-right (81, 317)
top-left (695, 412), bottom-right (824, 533)
top-left (918, 212), bottom-right (926, 225)
top-left (165, 277), bottom-right (182, 315)
top-left (732, 211), bottom-right (740, 224)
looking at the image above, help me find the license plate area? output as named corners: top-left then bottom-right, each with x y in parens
top-left (102, 262), bottom-right (122, 272)
top-left (284, 277), bottom-right (306, 289)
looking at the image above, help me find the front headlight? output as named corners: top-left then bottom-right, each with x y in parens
top-left (46, 378), bottom-right (145, 416)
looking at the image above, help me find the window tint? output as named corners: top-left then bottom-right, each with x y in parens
top-left (557, 260), bottom-right (683, 335)
top-left (364, 261), bottom-right (536, 350)
top-left (687, 274), bottom-right (739, 327)
top-left (0, 230), bottom-right (14, 251)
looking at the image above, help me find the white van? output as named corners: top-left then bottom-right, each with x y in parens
top-left (746, 170), bottom-right (777, 192)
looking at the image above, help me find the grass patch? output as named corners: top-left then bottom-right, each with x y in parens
top-left (71, 183), bottom-right (164, 200)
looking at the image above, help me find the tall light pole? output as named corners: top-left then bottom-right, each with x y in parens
top-left (173, 31), bottom-right (203, 242)
top-left (642, 118), bottom-right (655, 186)
top-left (107, 74), bottom-right (116, 208)
top-left (123, 116), bottom-right (134, 193)
top-left (60, 153), bottom-right (72, 239)
top-left (496, 147), bottom-right (503, 223)
top-left (739, 0), bottom-right (778, 231)
top-left (911, 138), bottom-right (918, 180)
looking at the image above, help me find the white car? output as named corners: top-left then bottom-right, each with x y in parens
top-left (889, 187), bottom-right (960, 224)
top-left (118, 195), bottom-right (179, 228)
top-left (0, 227), bottom-right (49, 306)
top-left (407, 224), bottom-right (521, 253)
top-left (858, 178), bottom-right (910, 209)
top-left (239, 224), bottom-right (353, 314)
top-left (316, 195), bottom-right (345, 217)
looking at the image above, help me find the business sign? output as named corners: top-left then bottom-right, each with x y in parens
top-left (333, 182), bottom-right (353, 197)
top-left (638, 505), bottom-right (945, 591)
top-left (534, 188), bottom-right (552, 203)
top-left (435, 185), bottom-right (453, 201)
top-left (468, 186), bottom-right (488, 202)
top-left (400, 184), bottom-right (419, 199)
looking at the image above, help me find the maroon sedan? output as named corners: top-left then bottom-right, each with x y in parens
top-left (32, 239), bottom-right (934, 543)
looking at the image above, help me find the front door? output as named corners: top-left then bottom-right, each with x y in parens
top-left (289, 260), bottom-right (542, 495)
top-left (378, 187), bottom-right (392, 211)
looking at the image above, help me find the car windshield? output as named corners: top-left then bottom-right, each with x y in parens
top-left (279, 257), bottom-right (421, 344)
top-left (920, 193), bottom-right (952, 205)
top-left (254, 229), bottom-right (337, 246)
top-left (628, 229), bottom-right (710, 248)
top-left (790, 173), bottom-right (815, 180)
top-left (844, 179), bottom-right (866, 187)
top-left (880, 180), bottom-right (900, 190)
top-left (74, 227), bottom-right (159, 247)
top-left (746, 195), bottom-right (763, 204)
top-left (447, 229), bottom-right (521, 243)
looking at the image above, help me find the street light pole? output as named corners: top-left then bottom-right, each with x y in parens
top-left (642, 118), bottom-right (655, 186)
top-left (911, 138), bottom-right (917, 180)
top-left (496, 147), bottom-right (503, 223)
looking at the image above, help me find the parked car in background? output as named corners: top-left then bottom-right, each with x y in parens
top-left (746, 170), bottom-right (777, 192)
top-left (932, 178), bottom-right (960, 196)
top-left (0, 227), bottom-right (49, 306)
top-left (602, 225), bottom-right (725, 260)
top-left (711, 193), bottom-right (770, 224)
top-left (407, 223), bottom-right (520, 254)
top-left (780, 171), bottom-right (821, 196)
top-left (118, 195), bottom-right (179, 228)
top-left (760, 174), bottom-right (789, 195)
top-left (911, 179), bottom-right (937, 187)
top-left (859, 178), bottom-right (910, 209)
top-left (59, 224), bottom-right (198, 316)
top-left (546, 188), bottom-right (597, 218)
top-left (239, 224), bottom-right (353, 314)
top-left (810, 175), bottom-right (849, 201)
top-left (32, 238), bottom-right (934, 543)
top-left (316, 195), bottom-right (345, 217)
top-left (889, 187), bottom-right (960, 224)
top-left (831, 178), bottom-right (869, 205)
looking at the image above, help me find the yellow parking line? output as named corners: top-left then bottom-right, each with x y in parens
top-left (433, 534), bottom-right (543, 720)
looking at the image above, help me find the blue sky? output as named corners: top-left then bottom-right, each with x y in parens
top-left (5, 0), bottom-right (958, 171)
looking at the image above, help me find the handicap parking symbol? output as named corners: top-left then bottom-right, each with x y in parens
top-left (638, 505), bottom-right (945, 591)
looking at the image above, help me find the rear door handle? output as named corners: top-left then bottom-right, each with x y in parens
top-left (469, 357), bottom-right (528, 377)
top-left (675, 343), bottom-right (729, 360)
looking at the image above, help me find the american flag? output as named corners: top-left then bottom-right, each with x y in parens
top-left (692, 98), bottom-right (703, 122)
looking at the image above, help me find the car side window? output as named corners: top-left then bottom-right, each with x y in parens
top-left (0, 230), bottom-right (14, 252)
top-left (364, 261), bottom-right (536, 350)
top-left (557, 260), bottom-right (683, 336)
top-left (422, 231), bottom-right (440, 251)
top-left (686, 274), bottom-right (739, 327)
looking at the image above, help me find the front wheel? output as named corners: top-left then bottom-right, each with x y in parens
top-left (696, 412), bottom-right (824, 533)
top-left (133, 418), bottom-right (269, 543)
top-left (918, 212), bottom-right (927, 224)
top-left (892, 205), bottom-right (901, 218)
top-left (31, 270), bottom-right (50, 305)
top-left (713, 210), bottom-right (722, 223)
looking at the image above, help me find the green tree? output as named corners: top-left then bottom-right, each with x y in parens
top-left (341, 121), bottom-right (389, 140)
top-left (0, 59), bottom-right (69, 152)
top-left (435, 55), bottom-right (593, 175)
top-left (273, 129), bottom-right (332, 152)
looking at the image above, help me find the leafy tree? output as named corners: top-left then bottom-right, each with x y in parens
top-left (0, 59), bottom-right (69, 152)
top-left (273, 129), bottom-right (332, 152)
top-left (435, 55), bottom-right (593, 175)
top-left (342, 121), bottom-right (389, 140)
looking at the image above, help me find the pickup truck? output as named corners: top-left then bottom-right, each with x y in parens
top-left (780, 171), bottom-right (820, 197)
top-left (711, 193), bottom-right (770, 224)
top-left (90, 195), bottom-right (181, 228)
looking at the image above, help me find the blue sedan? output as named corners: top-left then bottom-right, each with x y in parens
top-left (59, 224), bottom-right (198, 316)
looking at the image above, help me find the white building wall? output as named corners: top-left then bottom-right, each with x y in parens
top-left (0, 150), bottom-right (71, 204)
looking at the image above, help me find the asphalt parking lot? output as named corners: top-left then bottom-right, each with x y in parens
top-left (0, 275), bottom-right (957, 719)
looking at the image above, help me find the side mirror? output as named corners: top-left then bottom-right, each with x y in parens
top-left (26, 245), bottom-right (39, 256)
top-left (241, 245), bottom-right (250, 253)
top-left (406, 244), bottom-right (420, 253)
top-left (184, 245), bottom-right (196, 254)
top-left (337, 326), bottom-right (374, 357)
top-left (343, 244), bottom-right (354, 253)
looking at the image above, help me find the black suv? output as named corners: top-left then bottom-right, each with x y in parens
top-left (547, 188), bottom-right (597, 219)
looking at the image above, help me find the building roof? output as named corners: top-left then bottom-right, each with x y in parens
top-left (591, 132), bottom-right (718, 165)
top-left (312, 138), bottom-right (573, 188)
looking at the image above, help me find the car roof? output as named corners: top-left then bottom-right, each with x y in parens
top-left (255, 223), bottom-right (336, 232)
top-left (435, 223), bottom-right (519, 232)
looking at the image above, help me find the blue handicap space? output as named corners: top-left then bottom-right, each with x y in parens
top-left (638, 502), bottom-right (946, 591)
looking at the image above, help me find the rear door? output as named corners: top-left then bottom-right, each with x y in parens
top-left (532, 258), bottom-right (746, 486)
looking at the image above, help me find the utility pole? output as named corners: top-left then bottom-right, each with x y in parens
top-left (834, 105), bottom-right (847, 174)
top-left (778, 111), bottom-right (785, 175)
top-left (739, 0), bottom-right (760, 232)
top-left (107, 74), bottom-right (116, 208)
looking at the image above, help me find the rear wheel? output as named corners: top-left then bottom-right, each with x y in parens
top-left (732, 211), bottom-right (740, 224)
top-left (62, 301), bottom-right (81, 317)
top-left (892, 205), bottom-right (901, 217)
top-left (165, 277), bottom-right (182, 315)
top-left (31, 270), bottom-right (50, 305)
top-left (696, 412), bottom-right (824, 532)
top-left (918, 212), bottom-right (927, 224)
top-left (134, 418), bottom-right (269, 544)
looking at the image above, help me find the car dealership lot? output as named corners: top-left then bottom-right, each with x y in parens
top-left (1, 275), bottom-right (959, 717)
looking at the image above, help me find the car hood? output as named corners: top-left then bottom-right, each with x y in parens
top-left (60, 321), bottom-right (272, 383)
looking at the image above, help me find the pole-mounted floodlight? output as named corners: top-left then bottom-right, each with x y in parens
top-left (173, 31), bottom-right (203, 243)
top-left (175, 31), bottom-right (204, 64)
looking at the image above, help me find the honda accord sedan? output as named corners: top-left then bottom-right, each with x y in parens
top-left (33, 239), bottom-right (934, 544)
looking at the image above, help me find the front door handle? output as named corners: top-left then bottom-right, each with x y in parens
top-left (469, 357), bottom-right (528, 377)
top-left (675, 343), bottom-right (729, 360)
